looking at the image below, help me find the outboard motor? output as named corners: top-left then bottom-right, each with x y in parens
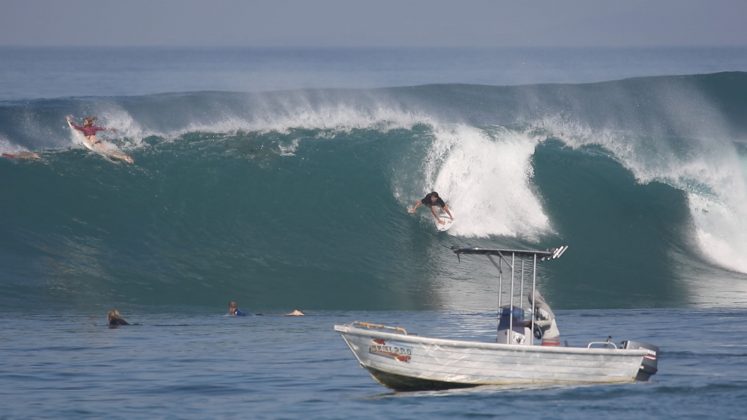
top-left (621, 340), bottom-right (659, 381)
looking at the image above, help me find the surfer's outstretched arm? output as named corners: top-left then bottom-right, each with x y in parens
top-left (408, 201), bottom-right (422, 214)
top-left (68, 118), bottom-right (83, 131)
top-left (443, 204), bottom-right (454, 220)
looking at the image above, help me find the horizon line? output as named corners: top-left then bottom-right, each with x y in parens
top-left (2, 44), bottom-right (747, 49)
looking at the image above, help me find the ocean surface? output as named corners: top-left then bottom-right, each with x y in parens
top-left (2, 309), bottom-right (747, 419)
top-left (2, 47), bottom-right (747, 418)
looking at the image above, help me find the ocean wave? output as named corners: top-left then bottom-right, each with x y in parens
top-left (2, 73), bottom-right (747, 309)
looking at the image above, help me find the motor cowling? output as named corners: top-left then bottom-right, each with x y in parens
top-left (622, 340), bottom-right (659, 381)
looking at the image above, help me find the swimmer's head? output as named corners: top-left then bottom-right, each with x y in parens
top-left (228, 301), bottom-right (238, 315)
top-left (107, 308), bottom-right (122, 322)
top-left (83, 116), bottom-right (97, 126)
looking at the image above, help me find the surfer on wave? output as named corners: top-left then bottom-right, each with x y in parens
top-left (67, 116), bottom-right (115, 145)
top-left (408, 191), bottom-right (454, 225)
top-left (67, 115), bottom-right (133, 164)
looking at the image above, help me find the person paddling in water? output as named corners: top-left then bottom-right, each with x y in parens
top-left (67, 116), bottom-right (114, 145)
top-left (408, 191), bottom-right (454, 225)
top-left (227, 300), bottom-right (247, 316)
top-left (107, 308), bottom-right (130, 328)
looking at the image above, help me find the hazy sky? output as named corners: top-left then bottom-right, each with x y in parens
top-left (2, 0), bottom-right (746, 47)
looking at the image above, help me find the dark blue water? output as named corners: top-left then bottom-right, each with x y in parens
top-left (1, 309), bottom-right (746, 419)
top-left (2, 47), bottom-right (747, 418)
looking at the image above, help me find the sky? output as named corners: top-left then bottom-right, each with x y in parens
top-left (1, 0), bottom-right (746, 48)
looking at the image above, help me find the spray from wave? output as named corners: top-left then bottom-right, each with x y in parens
top-left (418, 124), bottom-right (551, 239)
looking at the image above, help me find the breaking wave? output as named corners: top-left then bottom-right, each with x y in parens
top-left (2, 72), bottom-right (747, 310)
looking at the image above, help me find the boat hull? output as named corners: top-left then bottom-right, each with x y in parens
top-left (335, 324), bottom-right (650, 391)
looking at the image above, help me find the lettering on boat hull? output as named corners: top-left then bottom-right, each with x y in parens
top-left (368, 339), bottom-right (412, 362)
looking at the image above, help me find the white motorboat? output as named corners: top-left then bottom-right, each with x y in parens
top-left (334, 246), bottom-right (658, 391)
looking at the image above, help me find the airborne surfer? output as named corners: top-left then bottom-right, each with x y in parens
top-left (408, 191), bottom-right (454, 225)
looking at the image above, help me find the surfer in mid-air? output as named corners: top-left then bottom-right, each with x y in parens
top-left (408, 191), bottom-right (454, 225)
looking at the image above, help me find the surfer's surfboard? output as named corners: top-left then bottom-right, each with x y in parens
top-left (66, 119), bottom-right (134, 164)
top-left (2, 151), bottom-right (40, 160)
top-left (436, 214), bottom-right (454, 232)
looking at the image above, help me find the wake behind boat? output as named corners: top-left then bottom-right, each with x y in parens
top-left (334, 246), bottom-right (659, 391)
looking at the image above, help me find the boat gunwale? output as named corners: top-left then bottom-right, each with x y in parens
top-left (334, 323), bottom-right (649, 357)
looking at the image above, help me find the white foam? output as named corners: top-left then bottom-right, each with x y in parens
top-left (169, 102), bottom-right (435, 138)
top-left (278, 139), bottom-right (300, 156)
top-left (689, 193), bottom-right (747, 273)
top-left (421, 124), bottom-right (552, 239)
top-left (95, 107), bottom-right (147, 149)
top-left (0, 134), bottom-right (24, 154)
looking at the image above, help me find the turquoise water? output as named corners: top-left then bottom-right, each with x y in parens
top-left (2, 47), bottom-right (747, 417)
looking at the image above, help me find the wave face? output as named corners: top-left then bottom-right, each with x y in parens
top-left (2, 72), bottom-right (747, 311)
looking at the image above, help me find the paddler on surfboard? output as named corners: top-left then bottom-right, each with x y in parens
top-left (408, 191), bottom-right (454, 225)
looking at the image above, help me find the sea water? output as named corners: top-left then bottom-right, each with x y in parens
top-left (2, 47), bottom-right (747, 418)
top-left (2, 309), bottom-right (747, 418)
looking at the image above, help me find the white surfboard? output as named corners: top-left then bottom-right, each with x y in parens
top-left (436, 214), bottom-right (454, 232)
top-left (67, 119), bottom-right (134, 164)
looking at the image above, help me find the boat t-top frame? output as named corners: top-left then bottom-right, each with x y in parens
top-left (451, 245), bottom-right (568, 345)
